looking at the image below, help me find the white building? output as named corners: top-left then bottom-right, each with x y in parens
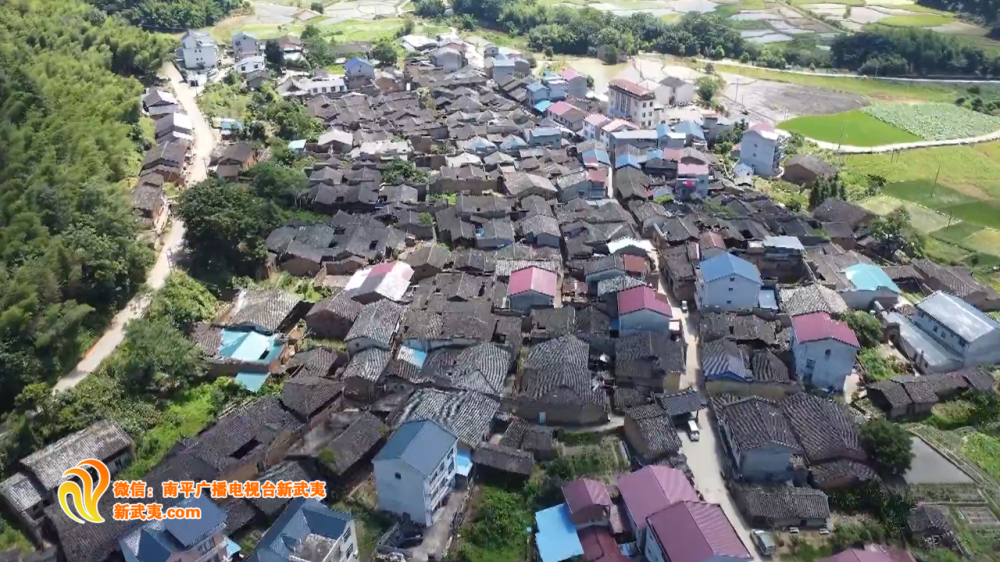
top-left (696, 252), bottom-right (763, 312)
top-left (236, 55), bottom-right (266, 75)
top-left (655, 76), bottom-right (696, 106)
top-left (912, 291), bottom-right (1000, 368)
top-left (608, 78), bottom-right (657, 129)
top-left (737, 122), bottom-right (784, 177)
top-left (177, 30), bottom-right (218, 70)
top-left (430, 47), bottom-right (464, 72)
top-left (232, 31), bottom-right (262, 58)
top-left (374, 420), bottom-right (458, 526)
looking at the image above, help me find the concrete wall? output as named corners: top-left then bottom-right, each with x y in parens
top-left (375, 459), bottom-right (431, 525)
top-left (619, 309), bottom-right (671, 336)
top-left (697, 275), bottom-right (760, 312)
top-left (509, 291), bottom-right (554, 312)
top-left (792, 338), bottom-right (858, 392)
top-left (741, 443), bottom-right (795, 482)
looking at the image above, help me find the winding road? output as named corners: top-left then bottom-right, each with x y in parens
top-left (53, 62), bottom-right (213, 393)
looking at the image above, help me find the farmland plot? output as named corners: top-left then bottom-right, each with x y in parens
top-left (861, 103), bottom-right (1000, 140)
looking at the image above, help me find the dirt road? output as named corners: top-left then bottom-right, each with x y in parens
top-left (53, 62), bottom-right (212, 393)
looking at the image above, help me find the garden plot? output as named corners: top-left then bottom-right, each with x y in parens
top-left (862, 103), bottom-right (1000, 140)
top-left (958, 506), bottom-right (1000, 528)
top-left (721, 71), bottom-right (867, 121)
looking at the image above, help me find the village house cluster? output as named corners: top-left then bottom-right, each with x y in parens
top-left (5, 23), bottom-right (999, 562)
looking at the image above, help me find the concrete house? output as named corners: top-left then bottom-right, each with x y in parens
top-left (696, 253), bottom-right (763, 312)
top-left (560, 68), bottom-right (588, 98)
top-left (608, 79), bottom-right (657, 129)
top-left (645, 501), bottom-right (752, 562)
top-left (527, 127), bottom-right (562, 147)
top-left (345, 57), bottom-right (375, 80)
top-left (246, 498), bottom-right (359, 562)
top-left (373, 420), bottom-right (458, 526)
top-left (617, 466), bottom-right (699, 547)
top-left (713, 395), bottom-right (802, 482)
top-left (120, 496), bottom-right (234, 562)
top-left (508, 267), bottom-right (558, 311)
top-left (236, 55), bottom-right (265, 75)
top-left (782, 154), bottom-right (837, 186)
top-left (617, 286), bottom-right (672, 335)
top-left (790, 312), bottom-right (860, 392)
top-left (527, 81), bottom-right (551, 105)
top-left (841, 263), bottom-right (901, 310)
top-left (562, 479), bottom-right (612, 529)
top-left (737, 122), bottom-right (783, 178)
top-left (654, 76), bottom-right (696, 106)
top-left (431, 47), bottom-right (465, 71)
top-left (232, 31), bottom-right (261, 58)
top-left (177, 30), bottom-right (218, 70)
top-left (912, 291), bottom-right (1000, 369)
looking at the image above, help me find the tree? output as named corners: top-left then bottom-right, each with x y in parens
top-left (860, 419), bottom-right (914, 477)
top-left (265, 39), bottom-right (283, 66)
top-left (371, 38), bottom-right (398, 68)
top-left (147, 272), bottom-right (217, 331)
top-left (870, 207), bottom-right (925, 258)
top-left (104, 318), bottom-right (206, 394)
top-left (250, 161), bottom-right (308, 204)
top-left (413, 0), bottom-right (446, 18)
top-left (176, 179), bottom-right (282, 278)
top-left (696, 75), bottom-right (724, 105)
top-left (382, 159), bottom-right (429, 184)
top-left (845, 311), bottom-right (883, 348)
top-left (310, 1), bottom-right (324, 13)
top-left (262, 99), bottom-right (323, 140)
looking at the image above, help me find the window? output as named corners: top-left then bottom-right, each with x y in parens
top-left (824, 349), bottom-right (831, 357)
top-left (729, 277), bottom-right (735, 282)
top-left (806, 359), bottom-right (816, 370)
top-left (728, 287), bottom-right (733, 292)
top-left (394, 472), bottom-right (401, 480)
top-left (345, 544), bottom-right (356, 560)
top-left (344, 525), bottom-right (353, 541)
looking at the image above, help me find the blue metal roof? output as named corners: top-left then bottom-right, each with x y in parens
top-left (248, 499), bottom-right (354, 562)
top-left (656, 123), bottom-right (672, 137)
top-left (535, 504), bottom-right (583, 562)
top-left (534, 100), bottom-right (553, 113)
top-left (126, 497), bottom-right (229, 562)
top-left (531, 127), bottom-right (560, 137)
top-left (345, 57), bottom-right (371, 68)
top-left (526, 82), bottom-right (547, 93)
top-left (843, 263), bottom-right (900, 294)
top-left (582, 149), bottom-right (610, 166)
top-left (374, 420), bottom-right (457, 477)
top-left (235, 372), bottom-right (270, 392)
top-left (615, 153), bottom-right (640, 170)
top-left (164, 496), bottom-right (227, 547)
top-left (700, 252), bottom-right (762, 284)
top-left (456, 450), bottom-right (473, 477)
top-left (674, 120), bottom-right (705, 140)
top-left (135, 529), bottom-right (172, 562)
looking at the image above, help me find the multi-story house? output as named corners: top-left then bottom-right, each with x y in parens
top-left (608, 79), bottom-right (657, 129)
top-left (790, 312), bottom-right (860, 392)
top-left (246, 498), bottom-right (359, 562)
top-left (737, 122), bottom-right (784, 177)
top-left (177, 30), bottom-right (218, 70)
top-left (912, 291), bottom-right (1000, 368)
top-left (120, 496), bottom-right (233, 562)
top-left (695, 253), bottom-right (762, 312)
top-left (231, 31), bottom-right (261, 58)
top-left (373, 420), bottom-right (458, 526)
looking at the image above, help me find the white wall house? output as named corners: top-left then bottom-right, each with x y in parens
top-left (177, 30), bottom-right (218, 70)
top-left (654, 76), bottom-right (695, 106)
top-left (912, 291), bottom-right (1000, 368)
top-left (790, 312), bottom-right (860, 393)
top-left (695, 252), bottom-right (762, 312)
top-left (737, 123), bottom-right (784, 177)
top-left (373, 420), bottom-right (458, 527)
top-left (608, 79), bottom-right (657, 129)
top-left (236, 55), bottom-right (265, 75)
top-left (232, 31), bottom-right (262, 58)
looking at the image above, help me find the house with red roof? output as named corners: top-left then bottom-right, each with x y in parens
top-left (508, 267), bottom-right (559, 311)
top-left (547, 101), bottom-right (587, 132)
top-left (644, 501), bottom-right (752, 562)
top-left (343, 261), bottom-right (414, 304)
top-left (617, 286), bottom-right (672, 335)
top-left (790, 311), bottom-right (860, 393)
top-left (560, 68), bottom-right (588, 98)
top-left (579, 527), bottom-right (628, 562)
top-left (562, 478), bottom-right (612, 529)
top-left (617, 465), bottom-right (699, 547)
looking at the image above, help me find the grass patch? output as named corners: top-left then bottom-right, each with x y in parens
top-left (928, 221), bottom-right (982, 245)
top-left (0, 516), bottom-right (31, 554)
top-left (559, 431), bottom-right (606, 446)
top-left (715, 0), bottom-right (767, 17)
top-left (859, 194), bottom-right (953, 232)
top-left (456, 485), bottom-right (534, 562)
top-left (962, 432), bottom-right (1000, 482)
top-left (962, 228), bottom-right (1000, 257)
top-left (198, 80), bottom-right (253, 121)
top-left (924, 236), bottom-right (973, 264)
top-left (117, 383), bottom-right (218, 480)
top-left (858, 347), bottom-right (907, 381)
top-left (928, 399), bottom-right (976, 430)
top-left (791, 0), bottom-right (863, 4)
top-left (878, 180), bottom-right (1000, 230)
top-left (873, 13), bottom-right (953, 27)
top-left (331, 494), bottom-right (392, 562)
top-left (779, 110), bottom-right (920, 146)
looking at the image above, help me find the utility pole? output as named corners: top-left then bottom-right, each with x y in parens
top-left (837, 122), bottom-right (846, 152)
top-left (931, 164), bottom-right (941, 198)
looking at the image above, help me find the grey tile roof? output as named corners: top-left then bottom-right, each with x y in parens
top-left (749, 349), bottom-right (792, 383)
top-left (778, 285), bottom-right (849, 317)
top-left (625, 405), bottom-right (682, 459)
top-left (221, 288), bottom-right (301, 334)
top-left (520, 336), bottom-right (607, 408)
top-left (318, 412), bottom-right (388, 475)
top-left (345, 299), bottom-right (405, 347)
top-left (307, 293), bottom-right (363, 325)
top-left (248, 462), bottom-right (315, 517)
top-left (286, 347), bottom-right (337, 378)
top-left (733, 484), bottom-right (830, 522)
top-left (810, 459), bottom-right (879, 488)
top-left (343, 347), bottom-right (391, 382)
top-left (614, 387), bottom-right (652, 411)
top-left (596, 275), bottom-right (646, 297)
top-left (699, 313), bottom-right (781, 345)
top-left (615, 331), bottom-right (685, 383)
top-left (472, 443), bottom-right (535, 476)
top-left (702, 339), bottom-right (751, 382)
top-left (712, 395), bottom-right (801, 454)
top-left (394, 388), bottom-right (500, 447)
top-left (530, 307), bottom-right (577, 339)
top-left (0, 472), bottom-right (46, 513)
top-left (281, 376), bottom-right (344, 419)
top-left (657, 388), bottom-right (705, 417)
top-left (20, 420), bottom-right (132, 490)
top-left (188, 398), bottom-right (302, 472)
top-left (780, 393), bottom-right (865, 464)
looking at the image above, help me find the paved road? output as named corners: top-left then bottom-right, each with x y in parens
top-left (786, 126), bottom-right (1000, 154)
top-left (53, 62), bottom-right (211, 393)
top-left (697, 58), bottom-right (1000, 84)
top-left (650, 252), bottom-right (761, 561)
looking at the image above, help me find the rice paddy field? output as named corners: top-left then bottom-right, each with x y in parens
top-left (861, 103), bottom-right (1000, 140)
top-left (779, 110), bottom-right (920, 145)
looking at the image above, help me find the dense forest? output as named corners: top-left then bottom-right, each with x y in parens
top-left (831, 27), bottom-right (1000, 76)
top-left (916, 0), bottom-right (1000, 30)
top-left (85, 0), bottom-right (245, 28)
top-left (0, 0), bottom-right (172, 415)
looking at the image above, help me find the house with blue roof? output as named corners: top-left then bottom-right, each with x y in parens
top-left (500, 135), bottom-right (528, 153)
top-left (673, 120), bottom-right (706, 145)
top-left (373, 420), bottom-right (458, 526)
top-left (614, 152), bottom-right (641, 170)
top-left (344, 57), bottom-right (375, 80)
top-left (246, 498), bottom-right (358, 562)
top-left (527, 127), bottom-right (562, 148)
top-left (696, 252), bottom-right (763, 312)
top-left (526, 81), bottom-right (550, 105)
top-left (534, 100), bottom-right (553, 114)
top-left (581, 148), bottom-right (610, 168)
top-left (841, 263), bottom-right (901, 310)
top-left (120, 496), bottom-right (238, 562)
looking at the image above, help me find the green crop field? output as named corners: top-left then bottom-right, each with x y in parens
top-left (879, 180), bottom-right (1000, 229)
top-left (928, 222), bottom-right (983, 244)
top-left (862, 103), bottom-right (1000, 140)
top-left (873, 13), bottom-right (953, 27)
top-left (842, 142), bottom-right (1000, 200)
top-left (780, 110), bottom-right (920, 146)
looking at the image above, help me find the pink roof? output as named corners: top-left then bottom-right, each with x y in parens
top-left (622, 255), bottom-right (647, 274)
top-left (563, 478), bottom-right (612, 514)
top-left (586, 168), bottom-right (608, 183)
top-left (601, 119), bottom-right (636, 134)
top-left (618, 286), bottom-right (671, 317)
top-left (748, 121), bottom-right (775, 133)
top-left (367, 261), bottom-right (414, 281)
top-left (819, 547), bottom-right (916, 562)
top-left (548, 101), bottom-right (577, 117)
top-left (609, 78), bottom-right (653, 98)
top-left (791, 311), bottom-right (860, 348)
top-left (561, 68), bottom-right (584, 81)
top-left (617, 466), bottom-right (698, 534)
top-left (508, 266), bottom-right (558, 297)
top-left (678, 163), bottom-right (709, 177)
top-left (647, 502), bottom-right (751, 562)
top-left (579, 527), bottom-right (628, 562)
top-left (586, 113), bottom-right (610, 127)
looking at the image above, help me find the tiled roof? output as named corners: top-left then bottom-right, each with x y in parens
top-left (345, 299), bottom-right (406, 347)
top-left (247, 498), bottom-right (354, 562)
top-left (472, 443), bottom-right (534, 476)
top-left (712, 395), bottom-right (801, 454)
top-left (188, 398), bottom-right (302, 471)
top-left (21, 421), bottom-right (132, 490)
top-left (318, 412), bottom-right (388, 475)
top-left (749, 349), bottom-right (792, 383)
top-left (248, 461), bottom-right (313, 517)
top-left (342, 347), bottom-right (391, 382)
top-left (657, 388), bottom-right (705, 417)
top-left (221, 288), bottom-right (301, 334)
top-left (702, 339), bottom-right (750, 382)
top-left (646, 501), bottom-right (751, 562)
top-left (394, 388), bottom-right (500, 448)
top-left (280, 376), bottom-right (343, 419)
top-left (520, 336), bottom-right (606, 408)
top-left (781, 393), bottom-right (865, 464)
top-left (778, 285), bottom-right (849, 317)
top-left (617, 466), bottom-right (698, 535)
top-left (810, 459), bottom-right (879, 488)
top-left (615, 331), bottom-right (684, 383)
top-left (733, 484), bottom-right (830, 522)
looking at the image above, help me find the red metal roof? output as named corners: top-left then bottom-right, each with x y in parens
top-left (578, 527), bottom-right (628, 562)
top-left (617, 466), bottom-right (698, 535)
top-left (587, 168), bottom-right (608, 183)
top-left (508, 266), bottom-right (558, 297)
top-left (563, 478), bottom-right (611, 514)
top-left (647, 501), bottom-right (751, 562)
top-left (678, 162), bottom-right (709, 176)
top-left (791, 311), bottom-right (860, 348)
top-left (622, 255), bottom-right (646, 274)
top-left (609, 79), bottom-right (653, 99)
top-left (586, 113), bottom-right (610, 127)
top-left (617, 286), bottom-right (671, 317)
top-left (561, 68), bottom-right (584, 81)
top-left (819, 547), bottom-right (916, 562)
top-left (748, 121), bottom-right (775, 133)
top-left (548, 101), bottom-right (578, 117)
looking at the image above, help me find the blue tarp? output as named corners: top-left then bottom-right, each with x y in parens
top-left (226, 539), bottom-right (241, 556)
top-left (219, 329), bottom-right (283, 363)
top-left (535, 504), bottom-right (583, 562)
top-left (456, 450), bottom-right (473, 477)
top-left (844, 263), bottom-right (901, 293)
top-left (534, 100), bottom-right (553, 114)
top-left (758, 288), bottom-right (778, 310)
top-left (288, 139), bottom-right (306, 150)
top-left (235, 372), bottom-right (270, 392)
